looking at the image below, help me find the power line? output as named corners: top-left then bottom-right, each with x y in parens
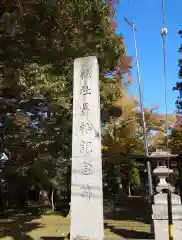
top-left (161, 2), bottom-right (173, 239)
top-left (161, 0), bottom-right (169, 144)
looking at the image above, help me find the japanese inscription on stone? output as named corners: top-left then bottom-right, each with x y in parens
top-left (81, 103), bottom-right (90, 116)
top-left (80, 161), bottom-right (92, 176)
top-left (79, 121), bottom-right (93, 135)
top-left (79, 63), bottom-right (93, 199)
top-left (70, 56), bottom-right (104, 240)
top-left (80, 184), bottom-right (92, 200)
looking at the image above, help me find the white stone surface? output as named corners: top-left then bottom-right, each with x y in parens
top-left (70, 56), bottom-right (104, 240)
top-left (152, 194), bottom-right (182, 239)
top-left (153, 166), bottom-right (173, 175)
top-left (154, 193), bottom-right (181, 205)
top-left (152, 165), bottom-right (182, 240)
top-left (152, 204), bottom-right (182, 220)
top-left (153, 166), bottom-right (174, 193)
top-left (173, 221), bottom-right (182, 239)
top-left (153, 219), bottom-right (182, 240)
top-left (150, 150), bottom-right (177, 158)
top-left (153, 220), bottom-right (168, 239)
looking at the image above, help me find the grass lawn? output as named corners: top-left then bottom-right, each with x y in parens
top-left (0, 211), bottom-right (151, 240)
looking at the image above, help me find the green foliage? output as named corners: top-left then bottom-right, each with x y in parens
top-left (178, 30), bottom-right (182, 79)
top-left (174, 30), bottom-right (182, 112)
top-left (0, 0), bottom-right (130, 205)
top-left (0, 0), bottom-right (124, 75)
top-left (170, 30), bottom-right (182, 153)
top-left (121, 158), bottom-right (141, 187)
top-left (129, 166), bottom-right (140, 187)
top-left (169, 126), bottom-right (182, 153)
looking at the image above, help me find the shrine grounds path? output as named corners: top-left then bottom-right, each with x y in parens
top-left (0, 196), bottom-right (154, 240)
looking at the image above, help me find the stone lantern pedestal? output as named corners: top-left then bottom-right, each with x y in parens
top-left (151, 151), bottom-right (182, 239)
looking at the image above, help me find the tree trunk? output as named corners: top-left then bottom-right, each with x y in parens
top-left (128, 182), bottom-right (131, 197)
top-left (51, 188), bottom-right (55, 211)
top-left (67, 202), bottom-right (71, 218)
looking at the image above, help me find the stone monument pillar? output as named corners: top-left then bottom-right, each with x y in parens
top-left (152, 164), bottom-right (182, 239)
top-left (70, 56), bottom-right (104, 240)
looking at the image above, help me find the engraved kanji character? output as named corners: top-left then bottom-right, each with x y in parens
top-left (80, 85), bottom-right (91, 95)
top-left (80, 184), bottom-right (92, 200)
top-left (80, 161), bottom-right (92, 175)
top-left (80, 121), bottom-right (92, 134)
top-left (80, 140), bottom-right (92, 154)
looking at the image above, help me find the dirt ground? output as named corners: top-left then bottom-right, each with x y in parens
top-left (0, 211), bottom-right (151, 240)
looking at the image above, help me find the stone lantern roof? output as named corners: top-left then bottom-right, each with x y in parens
top-left (149, 149), bottom-right (178, 158)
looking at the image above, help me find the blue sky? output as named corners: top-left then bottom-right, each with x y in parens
top-left (115, 0), bottom-right (181, 114)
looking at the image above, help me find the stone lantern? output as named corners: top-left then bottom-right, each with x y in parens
top-left (153, 166), bottom-right (174, 194)
top-left (150, 149), bottom-right (182, 240)
top-left (150, 149), bottom-right (177, 196)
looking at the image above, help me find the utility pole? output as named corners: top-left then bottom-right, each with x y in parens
top-left (124, 17), bottom-right (153, 199)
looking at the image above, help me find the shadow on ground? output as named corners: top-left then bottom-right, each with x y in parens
top-left (40, 238), bottom-right (65, 240)
top-left (54, 205), bottom-right (70, 217)
top-left (0, 207), bottom-right (45, 240)
top-left (105, 196), bottom-right (154, 239)
top-left (105, 223), bottom-right (153, 239)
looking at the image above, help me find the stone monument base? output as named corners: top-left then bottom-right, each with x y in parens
top-left (152, 193), bottom-right (182, 240)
